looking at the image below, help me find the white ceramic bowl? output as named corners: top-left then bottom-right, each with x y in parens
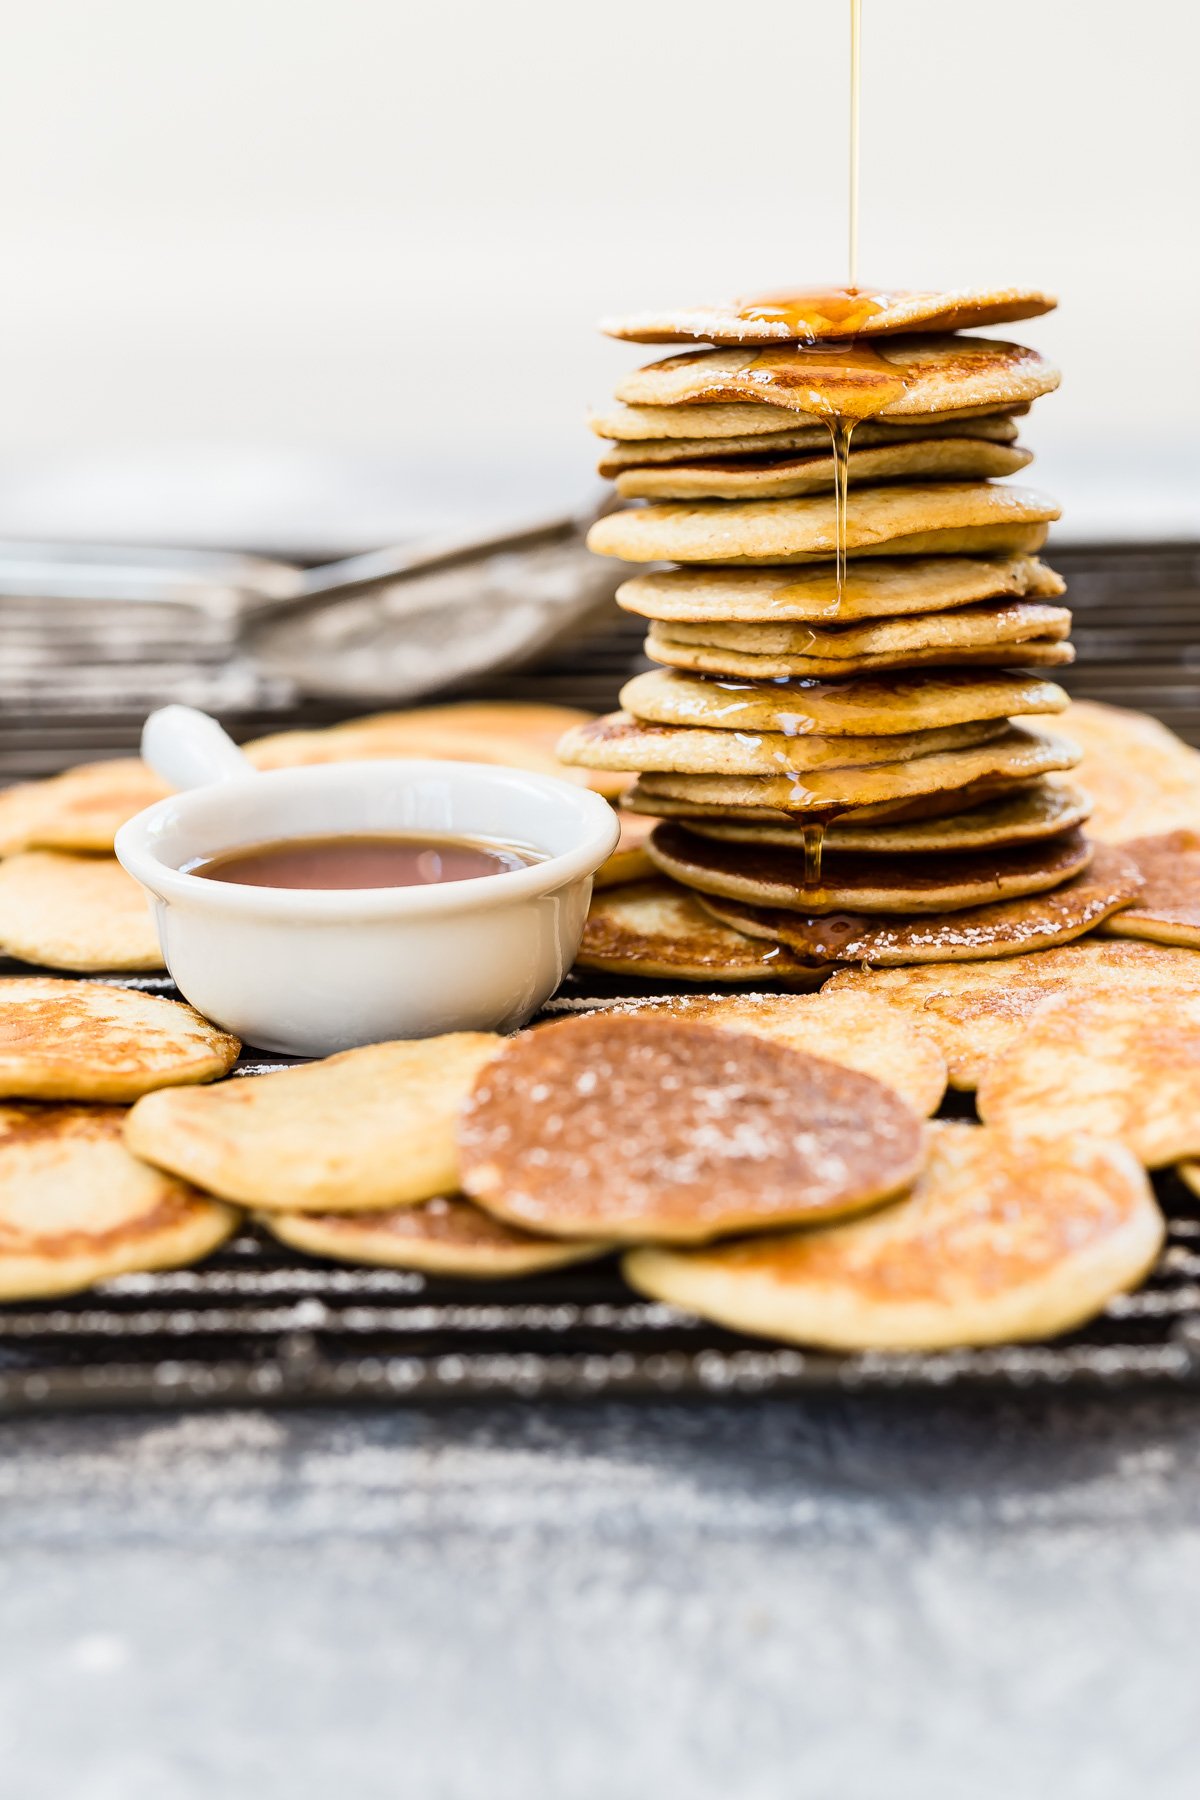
top-left (115, 755), bottom-right (618, 1057)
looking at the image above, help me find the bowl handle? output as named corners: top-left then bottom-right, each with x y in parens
top-left (142, 705), bottom-right (256, 790)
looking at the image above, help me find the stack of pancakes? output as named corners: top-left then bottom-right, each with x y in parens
top-left (562, 286), bottom-right (1141, 973)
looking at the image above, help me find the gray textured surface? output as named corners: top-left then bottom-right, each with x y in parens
top-left (2, 1396), bottom-right (1200, 1799)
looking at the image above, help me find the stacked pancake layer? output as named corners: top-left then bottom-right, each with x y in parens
top-left (563, 293), bottom-right (1142, 972)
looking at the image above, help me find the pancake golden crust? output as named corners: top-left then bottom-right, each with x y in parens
top-left (614, 437), bottom-right (1032, 501)
top-left (459, 1014), bottom-right (925, 1244)
top-left (623, 1122), bottom-right (1161, 1352)
top-left (0, 1104), bottom-right (238, 1301)
top-left (646, 637), bottom-right (1073, 679)
top-left (699, 843), bottom-right (1142, 967)
top-left (617, 555), bottom-right (1065, 624)
top-left (1037, 700), bottom-right (1200, 842)
top-left (125, 1035), bottom-right (502, 1213)
top-left (0, 852), bottom-right (164, 973)
top-left (0, 759), bottom-right (171, 857)
top-left (1100, 830), bottom-right (1200, 947)
top-left (0, 979), bottom-right (239, 1101)
top-left (588, 484), bottom-right (1058, 567)
top-left (576, 879), bottom-right (820, 985)
top-left (597, 413), bottom-right (1023, 474)
top-left (591, 399), bottom-right (1025, 443)
top-left (559, 713), bottom-right (1001, 777)
top-left (977, 991), bottom-right (1200, 1167)
top-left (262, 1193), bottom-right (613, 1279)
top-left (649, 823), bottom-right (1093, 916)
top-left (602, 286), bottom-right (1058, 345)
top-left (823, 937), bottom-right (1200, 1089)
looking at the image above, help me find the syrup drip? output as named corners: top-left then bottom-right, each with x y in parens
top-left (802, 821), bottom-right (825, 887)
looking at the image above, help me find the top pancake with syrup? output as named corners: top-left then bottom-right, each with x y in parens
top-left (601, 285), bottom-right (1057, 345)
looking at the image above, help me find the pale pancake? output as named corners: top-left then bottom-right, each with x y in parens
top-left (1100, 830), bottom-right (1200, 948)
top-left (613, 338), bottom-right (1059, 421)
top-left (263, 1193), bottom-right (612, 1278)
top-left (551, 990), bottom-right (946, 1116)
top-left (0, 853), bottom-right (163, 973)
top-left (699, 844), bottom-right (1142, 967)
top-left (0, 1104), bottom-right (238, 1301)
top-left (623, 1122), bottom-right (1161, 1352)
top-left (126, 1034), bottom-right (502, 1213)
top-left (602, 286), bottom-right (1057, 345)
top-left (647, 637), bottom-right (1073, 679)
top-left (620, 668), bottom-right (1068, 737)
top-left (0, 759), bottom-right (170, 857)
top-left (588, 485), bottom-right (1059, 566)
top-left (593, 809), bottom-right (656, 890)
top-left (1030, 700), bottom-right (1200, 842)
top-left (628, 727), bottom-right (1080, 814)
top-left (689, 781), bottom-right (1091, 856)
top-left (625, 773), bottom-right (1031, 827)
top-left (459, 1014), bottom-right (925, 1243)
top-left (577, 879), bottom-right (820, 985)
top-left (614, 437), bottom-right (1032, 501)
top-left (649, 823), bottom-right (1093, 916)
top-left (384, 700), bottom-right (628, 799)
top-left (559, 713), bottom-right (1002, 777)
top-left (592, 399), bottom-right (1026, 442)
top-left (617, 555), bottom-right (1065, 624)
top-left (977, 991), bottom-right (1200, 1167)
top-left (824, 938), bottom-right (1200, 1089)
top-left (0, 979), bottom-right (239, 1101)
top-left (597, 413), bottom-right (1023, 473)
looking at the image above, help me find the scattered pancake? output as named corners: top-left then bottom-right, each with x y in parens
top-left (593, 809), bottom-right (656, 889)
top-left (577, 878), bottom-right (820, 984)
top-left (0, 759), bottom-right (170, 857)
top-left (699, 844), bottom-right (1142, 966)
top-left (614, 437), bottom-right (1032, 501)
top-left (824, 937), bottom-right (1200, 1089)
top-left (459, 1013), bottom-right (925, 1243)
top-left (588, 483), bottom-right (1058, 566)
top-left (616, 555), bottom-right (1065, 624)
top-left (262, 1193), bottom-right (612, 1278)
top-left (602, 286), bottom-right (1057, 345)
top-left (0, 979), bottom-right (239, 1101)
top-left (649, 823), bottom-right (1092, 916)
top-left (1100, 830), bottom-right (1200, 948)
top-left (1035, 700), bottom-right (1200, 842)
top-left (977, 991), bottom-right (1200, 1167)
top-left (125, 1034), bottom-right (502, 1212)
top-left (621, 667), bottom-right (1067, 737)
top-left (0, 1104), bottom-right (238, 1301)
top-left (597, 413), bottom-right (1023, 474)
top-left (0, 852), bottom-right (163, 972)
top-left (560, 714), bottom-right (1002, 777)
top-left (688, 782), bottom-right (1091, 856)
top-left (623, 1121), bottom-right (1161, 1352)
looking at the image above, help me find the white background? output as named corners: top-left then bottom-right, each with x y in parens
top-left (0, 0), bottom-right (1195, 550)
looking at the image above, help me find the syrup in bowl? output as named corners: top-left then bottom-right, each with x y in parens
top-left (183, 831), bottom-right (543, 891)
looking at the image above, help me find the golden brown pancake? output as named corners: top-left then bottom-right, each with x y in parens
top-left (0, 759), bottom-right (171, 858)
top-left (597, 413), bottom-right (1023, 473)
top-left (625, 773), bottom-right (1032, 827)
top-left (648, 640), bottom-right (1073, 679)
top-left (698, 844), bottom-right (1142, 967)
top-left (649, 823), bottom-right (1093, 916)
top-left (0, 852), bottom-right (164, 973)
top-left (602, 286), bottom-right (1057, 345)
top-left (262, 1193), bottom-right (613, 1278)
top-left (0, 979), bottom-right (239, 1101)
top-left (0, 1104), bottom-right (238, 1301)
top-left (592, 399), bottom-right (1025, 442)
top-left (588, 484), bottom-right (1059, 566)
top-left (614, 437), bottom-right (1032, 501)
top-left (623, 1121), bottom-right (1161, 1352)
top-left (1099, 830), bottom-right (1200, 948)
top-left (1032, 700), bottom-right (1200, 842)
top-left (616, 555), bottom-right (1065, 624)
top-left (620, 667), bottom-right (1068, 738)
top-left (559, 714), bottom-right (1003, 778)
top-left (459, 1013), bottom-right (925, 1243)
top-left (577, 878), bottom-right (820, 985)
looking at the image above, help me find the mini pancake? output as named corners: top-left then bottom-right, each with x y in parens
top-left (593, 809), bottom-right (656, 890)
top-left (602, 286), bottom-right (1057, 345)
top-left (614, 437), bottom-right (1032, 501)
top-left (592, 399), bottom-right (1024, 442)
top-left (698, 844), bottom-right (1142, 967)
top-left (627, 727), bottom-right (1081, 814)
top-left (0, 979), bottom-right (239, 1101)
top-left (558, 713), bottom-right (1003, 777)
top-left (587, 484), bottom-right (1059, 567)
top-left (649, 823), bottom-right (1093, 916)
top-left (623, 1122), bottom-right (1161, 1352)
top-left (646, 638), bottom-right (1073, 679)
top-left (617, 555), bottom-right (1066, 624)
top-left (0, 759), bottom-right (171, 857)
top-left (458, 1013), bottom-right (925, 1244)
top-left (1100, 830), bottom-right (1200, 948)
top-left (555, 990), bottom-right (946, 1117)
top-left (262, 1193), bottom-right (612, 1279)
top-left (977, 991), bottom-right (1200, 1167)
top-left (0, 853), bottom-right (164, 973)
top-left (597, 413), bottom-right (1023, 473)
top-left (125, 1034), bottom-right (502, 1213)
top-left (824, 937), bottom-right (1200, 1089)
top-left (577, 878), bottom-right (820, 985)
top-left (1030, 700), bottom-right (1200, 842)
top-left (620, 667), bottom-right (1068, 737)
top-left (689, 782), bottom-right (1092, 856)
top-left (612, 337), bottom-right (1059, 422)
top-left (624, 773), bottom-right (1031, 827)
top-left (375, 700), bottom-right (628, 799)
top-left (0, 1104), bottom-right (238, 1301)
